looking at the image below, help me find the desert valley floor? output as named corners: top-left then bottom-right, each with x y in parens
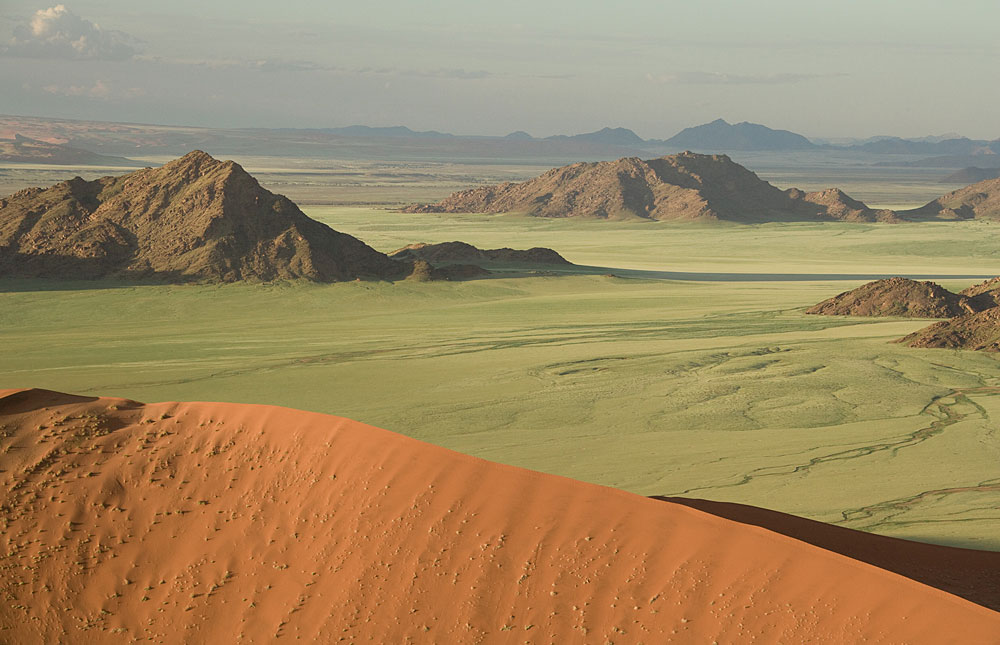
top-left (4, 157), bottom-right (1000, 549)
top-left (3, 153), bottom-right (1000, 642)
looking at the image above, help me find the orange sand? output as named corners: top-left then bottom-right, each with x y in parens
top-left (1, 388), bottom-right (998, 643)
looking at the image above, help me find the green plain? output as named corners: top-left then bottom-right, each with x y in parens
top-left (3, 208), bottom-right (1000, 549)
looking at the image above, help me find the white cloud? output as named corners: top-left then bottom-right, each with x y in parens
top-left (41, 79), bottom-right (111, 98)
top-left (38, 79), bottom-right (143, 100)
top-left (645, 71), bottom-right (842, 85)
top-left (3, 5), bottom-right (140, 60)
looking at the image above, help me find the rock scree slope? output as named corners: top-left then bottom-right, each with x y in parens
top-left (806, 277), bottom-right (981, 318)
top-left (403, 152), bottom-right (898, 222)
top-left (901, 306), bottom-right (1000, 351)
top-left (1, 388), bottom-right (998, 644)
top-left (0, 150), bottom-right (406, 282)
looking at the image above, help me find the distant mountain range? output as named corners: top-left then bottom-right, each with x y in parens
top-left (312, 125), bottom-right (455, 139)
top-left (0, 134), bottom-right (143, 166)
top-left (309, 119), bottom-right (998, 157)
top-left (941, 167), bottom-right (1000, 183)
top-left (2, 114), bottom-right (997, 163)
top-left (544, 126), bottom-right (647, 147)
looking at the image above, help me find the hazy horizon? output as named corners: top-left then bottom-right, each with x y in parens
top-left (1, 1), bottom-right (999, 140)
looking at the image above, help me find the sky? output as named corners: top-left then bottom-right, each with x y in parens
top-left (1, 0), bottom-right (998, 139)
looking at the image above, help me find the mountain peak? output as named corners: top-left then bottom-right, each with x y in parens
top-left (0, 152), bottom-right (405, 283)
top-left (665, 120), bottom-right (816, 151)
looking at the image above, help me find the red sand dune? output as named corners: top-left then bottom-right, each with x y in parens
top-left (1, 388), bottom-right (998, 643)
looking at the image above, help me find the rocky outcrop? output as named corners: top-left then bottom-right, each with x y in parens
top-left (806, 277), bottom-right (980, 318)
top-left (390, 241), bottom-right (570, 265)
top-left (404, 152), bottom-right (895, 222)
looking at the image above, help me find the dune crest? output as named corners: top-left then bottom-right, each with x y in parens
top-left (1, 388), bottom-right (997, 643)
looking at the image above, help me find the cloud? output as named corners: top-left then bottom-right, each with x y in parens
top-left (38, 79), bottom-right (144, 100)
top-left (135, 55), bottom-right (495, 80)
top-left (413, 68), bottom-right (492, 80)
top-left (645, 71), bottom-right (842, 85)
top-left (3, 5), bottom-right (140, 60)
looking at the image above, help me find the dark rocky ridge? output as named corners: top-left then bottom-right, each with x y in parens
top-left (390, 241), bottom-right (570, 266)
top-left (0, 151), bottom-right (407, 282)
top-left (404, 152), bottom-right (897, 222)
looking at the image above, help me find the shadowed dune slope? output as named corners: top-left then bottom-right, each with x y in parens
top-left (1, 389), bottom-right (998, 644)
top-left (655, 497), bottom-right (1000, 612)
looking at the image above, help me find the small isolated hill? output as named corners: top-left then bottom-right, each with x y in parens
top-left (900, 307), bottom-right (1000, 351)
top-left (2, 388), bottom-right (999, 643)
top-left (0, 151), bottom-right (406, 282)
top-left (906, 176), bottom-right (1000, 220)
top-left (806, 277), bottom-right (977, 318)
top-left (390, 241), bottom-right (570, 265)
top-left (661, 119), bottom-right (817, 151)
top-left (504, 130), bottom-right (534, 140)
top-left (939, 167), bottom-right (1000, 184)
top-left (404, 152), bottom-right (897, 222)
top-left (0, 134), bottom-right (142, 166)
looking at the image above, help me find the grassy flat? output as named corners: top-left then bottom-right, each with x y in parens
top-left (3, 211), bottom-right (1000, 548)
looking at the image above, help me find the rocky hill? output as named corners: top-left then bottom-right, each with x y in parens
top-left (806, 277), bottom-right (979, 318)
top-left (0, 151), bottom-right (407, 282)
top-left (390, 241), bottom-right (570, 265)
top-left (900, 307), bottom-right (1000, 351)
top-left (905, 177), bottom-right (1000, 220)
top-left (404, 152), bottom-right (897, 222)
